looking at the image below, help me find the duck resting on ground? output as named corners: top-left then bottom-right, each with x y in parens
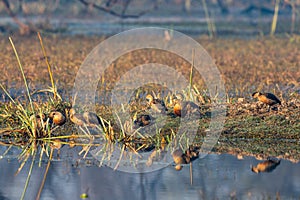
top-left (173, 94), bottom-right (201, 118)
top-left (133, 113), bottom-right (153, 127)
top-left (252, 92), bottom-right (281, 111)
top-left (146, 94), bottom-right (168, 114)
top-left (49, 111), bottom-right (66, 126)
top-left (69, 108), bottom-right (101, 127)
top-left (30, 113), bottom-right (47, 137)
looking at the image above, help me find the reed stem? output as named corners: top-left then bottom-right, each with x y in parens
top-left (202, 0), bottom-right (216, 38)
top-left (270, 0), bottom-right (280, 36)
top-left (188, 49), bottom-right (195, 100)
top-left (20, 150), bottom-right (37, 200)
top-left (37, 32), bottom-right (57, 99)
top-left (36, 148), bottom-right (53, 200)
top-left (9, 37), bottom-right (35, 114)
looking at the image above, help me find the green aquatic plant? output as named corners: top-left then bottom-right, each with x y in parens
top-left (0, 34), bottom-right (68, 200)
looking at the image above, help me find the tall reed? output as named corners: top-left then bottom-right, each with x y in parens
top-left (37, 32), bottom-right (58, 100)
top-left (270, 0), bottom-right (280, 36)
top-left (202, 0), bottom-right (216, 38)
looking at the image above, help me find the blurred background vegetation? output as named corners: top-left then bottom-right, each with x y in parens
top-left (0, 0), bottom-right (299, 37)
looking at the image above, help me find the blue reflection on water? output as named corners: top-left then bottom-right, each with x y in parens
top-left (0, 146), bottom-right (299, 200)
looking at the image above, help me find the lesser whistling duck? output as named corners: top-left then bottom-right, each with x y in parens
top-left (146, 138), bottom-right (167, 167)
top-left (133, 113), bottom-right (153, 127)
top-left (30, 113), bottom-right (46, 129)
top-left (173, 94), bottom-right (201, 118)
top-left (50, 139), bottom-right (62, 149)
top-left (30, 113), bottom-right (47, 136)
top-left (69, 108), bottom-right (86, 126)
top-left (83, 111), bottom-right (101, 127)
top-left (69, 108), bottom-right (101, 127)
top-left (146, 94), bottom-right (168, 114)
top-left (49, 111), bottom-right (66, 126)
top-left (252, 92), bottom-right (281, 111)
top-left (251, 157), bottom-right (281, 173)
top-left (172, 146), bottom-right (200, 171)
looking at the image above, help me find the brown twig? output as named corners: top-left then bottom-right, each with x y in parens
top-left (36, 148), bottom-right (53, 200)
top-left (1, 0), bottom-right (30, 34)
top-left (77, 0), bottom-right (153, 19)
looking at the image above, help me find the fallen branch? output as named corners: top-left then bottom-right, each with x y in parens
top-left (77, 0), bottom-right (154, 19)
top-left (1, 0), bottom-right (30, 34)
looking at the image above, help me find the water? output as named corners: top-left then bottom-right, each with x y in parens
top-left (0, 4), bottom-right (296, 38)
top-left (0, 146), bottom-right (299, 200)
top-left (0, 3), bottom-right (299, 199)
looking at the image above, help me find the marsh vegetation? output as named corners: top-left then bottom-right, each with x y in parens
top-left (0, 1), bottom-right (299, 199)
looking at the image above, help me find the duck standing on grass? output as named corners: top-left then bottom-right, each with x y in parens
top-left (69, 108), bottom-right (102, 127)
top-left (30, 113), bottom-right (47, 137)
top-left (251, 157), bottom-right (281, 173)
top-left (30, 114), bottom-right (46, 129)
top-left (83, 111), bottom-right (102, 127)
top-left (133, 113), bottom-right (153, 127)
top-left (173, 94), bottom-right (201, 118)
top-left (146, 94), bottom-right (168, 114)
top-left (49, 111), bottom-right (66, 126)
top-left (69, 108), bottom-right (86, 126)
top-left (252, 92), bottom-right (281, 111)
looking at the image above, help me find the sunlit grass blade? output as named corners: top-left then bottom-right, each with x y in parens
top-left (188, 49), bottom-right (195, 101)
top-left (202, 0), bottom-right (216, 38)
top-left (37, 32), bottom-right (58, 100)
top-left (114, 144), bottom-right (125, 170)
top-left (0, 84), bottom-right (16, 105)
top-left (270, 0), bottom-right (280, 36)
top-left (36, 148), bottom-right (53, 200)
top-left (20, 150), bottom-right (36, 200)
top-left (9, 37), bottom-right (35, 115)
top-left (0, 145), bottom-right (12, 159)
top-left (114, 112), bottom-right (126, 138)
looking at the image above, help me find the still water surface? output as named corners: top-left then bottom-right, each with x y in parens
top-left (0, 146), bottom-right (299, 200)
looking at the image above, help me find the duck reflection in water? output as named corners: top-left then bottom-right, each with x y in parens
top-left (172, 147), bottom-right (199, 171)
top-left (251, 157), bottom-right (281, 173)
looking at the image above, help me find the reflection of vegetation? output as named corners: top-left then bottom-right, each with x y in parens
top-left (77, 0), bottom-right (157, 18)
top-left (0, 0), bottom-right (299, 35)
top-left (0, 32), bottom-right (299, 198)
top-left (0, 33), bottom-right (212, 198)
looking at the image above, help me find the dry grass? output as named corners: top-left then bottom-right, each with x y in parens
top-left (0, 35), bottom-right (299, 98)
top-left (0, 34), bottom-right (299, 164)
top-left (0, 35), bottom-right (299, 200)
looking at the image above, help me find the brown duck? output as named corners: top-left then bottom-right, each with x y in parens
top-left (172, 147), bottom-right (199, 171)
top-left (69, 108), bottom-right (85, 126)
top-left (252, 92), bottom-right (281, 111)
top-left (69, 108), bottom-right (101, 127)
top-left (83, 111), bottom-right (101, 127)
top-left (172, 149), bottom-right (187, 171)
top-left (251, 157), bottom-right (281, 173)
top-left (133, 113), bottom-right (153, 127)
top-left (146, 94), bottom-right (168, 114)
top-left (30, 113), bottom-right (47, 137)
top-left (49, 111), bottom-right (66, 126)
top-left (173, 94), bottom-right (200, 118)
